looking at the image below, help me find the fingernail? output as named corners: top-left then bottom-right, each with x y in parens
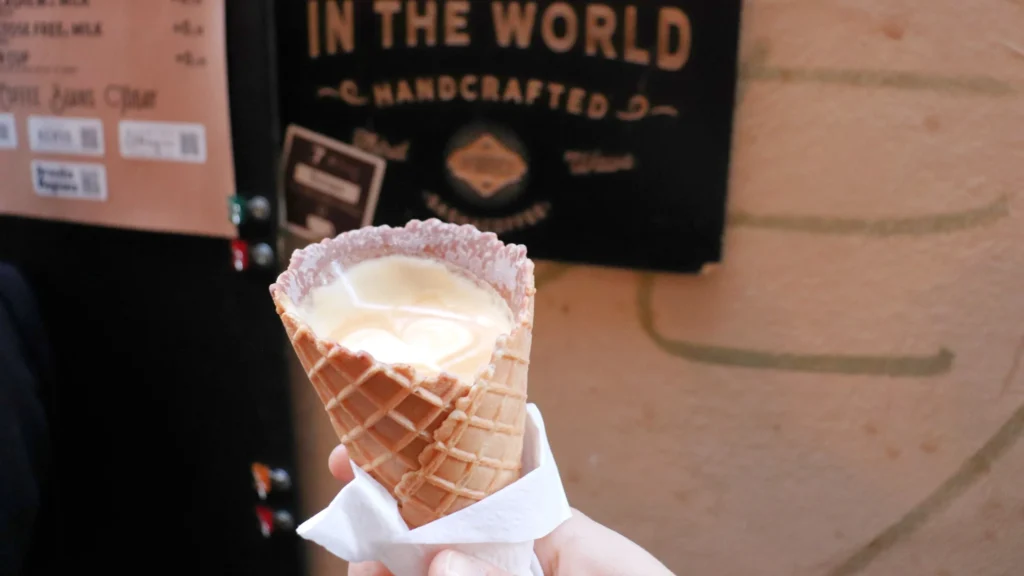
top-left (441, 550), bottom-right (488, 576)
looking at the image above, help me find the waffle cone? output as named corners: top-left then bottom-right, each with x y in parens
top-left (270, 219), bottom-right (535, 528)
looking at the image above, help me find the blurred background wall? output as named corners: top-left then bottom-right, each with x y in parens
top-left (289, 1), bottom-right (1024, 575)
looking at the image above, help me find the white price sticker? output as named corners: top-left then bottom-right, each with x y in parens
top-left (28, 115), bottom-right (105, 156)
top-left (0, 114), bottom-right (17, 150)
top-left (119, 120), bottom-right (207, 163)
top-left (31, 160), bottom-right (108, 201)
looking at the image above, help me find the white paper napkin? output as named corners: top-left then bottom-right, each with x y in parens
top-left (297, 404), bottom-right (572, 576)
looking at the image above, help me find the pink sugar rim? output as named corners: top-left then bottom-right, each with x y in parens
top-left (269, 219), bottom-right (536, 389)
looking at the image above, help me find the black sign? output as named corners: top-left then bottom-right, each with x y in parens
top-left (275, 0), bottom-right (742, 273)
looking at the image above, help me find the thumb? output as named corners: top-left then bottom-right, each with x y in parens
top-left (428, 550), bottom-right (514, 576)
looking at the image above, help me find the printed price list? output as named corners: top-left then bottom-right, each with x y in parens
top-left (0, 0), bottom-right (237, 238)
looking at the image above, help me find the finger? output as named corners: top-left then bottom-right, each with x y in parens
top-left (533, 508), bottom-right (580, 573)
top-left (348, 560), bottom-right (392, 576)
top-left (329, 444), bottom-right (356, 483)
top-left (428, 550), bottom-right (513, 576)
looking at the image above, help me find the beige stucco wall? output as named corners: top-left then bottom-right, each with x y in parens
top-left (289, 1), bottom-right (1024, 574)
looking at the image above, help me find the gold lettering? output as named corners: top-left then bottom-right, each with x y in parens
top-left (566, 87), bottom-right (585, 115)
top-left (425, 195), bottom-right (549, 233)
top-left (481, 75), bottom-right (500, 101)
top-left (354, 128), bottom-right (410, 161)
top-left (308, 0), bottom-right (320, 58)
top-left (587, 93), bottom-right (608, 119)
top-left (438, 75), bottom-right (457, 100)
top-left (326, 0), bottom-right (354, 54)
top-left (372, 82), bottom-right (395, 107)
top-left (564, 150), bottom-right (635, 175)
top-left (341, 79), bottom-right (368, 105)
top-left (541, 2), bottom-right (577, 53)
top-left (406, 0), bottom-right (437, 47)
top-left (445, 0), bottom-right (470, 47)
top-left (396, 79), bottom-right (416, 103)
top-left (616, 94), bottom-right (648, 121)
top-left (374, 0), bottom-right (401, 49)
top-left (415, 77), bottom-right (435, 100)
top-left (502, 78), bottom-right (524, 103)
top-left (547, 82), bottom-right (566, 109)
top-left (585, 4), bottom-right (616, 59)
top-left (460, 75), bottom-right (478, 101)
top-left (525, 79), bottom-right (543, 104)
top-left (491, 1), bottom-right (536, 49)
top-left (347, 75), bottom-right (629, 117)
top-left (658, 7), bottom-right (690, 71)
top-left (624, 6), bottom-right (650, 65)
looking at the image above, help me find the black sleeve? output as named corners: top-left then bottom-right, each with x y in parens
top-left (0, 263), bottom-right (52, 576)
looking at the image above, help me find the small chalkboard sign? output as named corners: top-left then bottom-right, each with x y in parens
top-left (279, 125), bottom-right (387, 241)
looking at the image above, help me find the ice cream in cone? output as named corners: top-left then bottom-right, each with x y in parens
top-left (270, 219), bottom-right (535, 528)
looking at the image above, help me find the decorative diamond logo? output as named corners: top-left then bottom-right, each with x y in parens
top-left (446, 133), bottom-right (528, 198)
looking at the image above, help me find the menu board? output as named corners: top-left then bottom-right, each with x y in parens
top-left (0, 0), bottom-right (237, 239)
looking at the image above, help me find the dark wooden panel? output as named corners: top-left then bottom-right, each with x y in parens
top-left (0, 218), bottom-right (301, 575)
top-left (0, 0), bottom-right (304, 573)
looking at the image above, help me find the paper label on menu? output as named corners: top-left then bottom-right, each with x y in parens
top-left (31, 159), bottom-right (108, 202)
top-left (28, 115), bottom-right (105, 156)
top-left (0, 114), bottom-right (17, 150)
top-left (119, 120), bottom-right (207, 164)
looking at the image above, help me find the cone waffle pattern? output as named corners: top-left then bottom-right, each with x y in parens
top-left (394, 321), bottom-right (531, 527)
top-left (270, 219), bottom-right (535, 528)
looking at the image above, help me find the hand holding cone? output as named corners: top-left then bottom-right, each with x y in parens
top-left (270, 219), bottom-right (536, 528)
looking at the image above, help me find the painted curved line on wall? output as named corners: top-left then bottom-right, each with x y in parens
top-left (637, 274), bottom-right (954, 377)
top-left (728, 195), bottom-right (1009, 236)
top-left (827, 337), bottom-right (1024, 576)
top-left (744, 65), bottom-right (1017, 96)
